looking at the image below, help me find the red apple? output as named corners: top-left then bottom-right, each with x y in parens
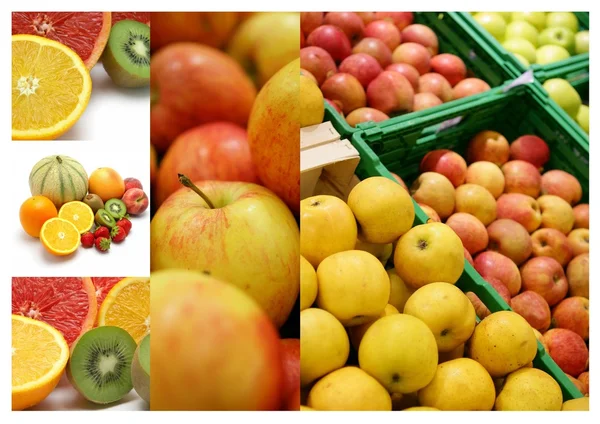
top-left (430, 54), bottom-right (467, 87)
top-left (325, 98), bottom-right (343, 115)
top-left (487, 219), bottom-right (533, 265)
top-left (453, 78), bottom-right (491, 100)
top-left (566, 375), bottom-right (587, 396)
top-left (124, 178), bottom-right (143, 191)
top-left (502, 160), bottom-right (542, 198)
top-left (496, 193), bottom-right (541, 233)
top-left (568, 228), bottom-right (589, 256)
top-left (510, 291), bottom-right (551, 332)
top-left (374, 12), bottom-right (414, 31)
top-left (573, 204), bottom-right (589, 229)
top-left (323, 12), bottom-right (364, 44)
top-left (567, 253), bottom-right (589, 298)
top-left (352, 37), bottom-right (393, 67)
top-left (531, 228), bottom-right (573, 267)
top-left (357, 12), bottom-right (377, 26)
top-left (301, 12), bottom-right (324, 37)
top-left (286, 387), bottom-right (300, 411)
top-left (280, 339), bottom-right (300, 409)
top-left (467, 130), bottom-right (510, 166)
top-left (467, 277), bottom-right (511, 319)
top-left (419, 149), bottom-right (467, 187)
top-left (446, 212), bottom-right (489, 255)
top-left (464, 247), bottom-right (474, 266)
top-left (577, 372), bottom-right (589, 395)
top-left (552, 296), bottom-right (589, 341)
top-left (321, 73), bottom-right (366, 115)
top-left (392, 42), bottom-right (431, 75)
top-left (345, 107), bottom-right (389, 127)
top-left (543, 328), bottom-right (589, 377)
top-left (366, 71), bottom-right (414, 115)
top-left (474, 251), bottom-right (522, 296)
top-left (540, 170), bottom-right (583, 205)
top-left (413, 92), bottom-right (443, 111)
top-left (307, 25), bottom-right (352, 62)
top-left (364, 20), bottom-right (402, 51)
top-left (155, 123), bottom-right (258, 207)
top-left (151, 44), bottom-right (257, 153)
top-left (339, 53), bottom-right (383, 88)
top-left (520, 257), bottom-right (568, 306)
top-left (122, 188), bottom-right (149, 215)
top-left (509, 135), bottom-right (550, 169)
top-left (392, 173), bottom-right (409, 191)
top-left (300, 29), bottom-right (305, 48)
top-left (300, 46), bottom-right (337, 86)
top-left (401, 24), bottom-right (439, 55)
top-left (418, 73), bottom-right (453, 102)
top-left (385, 63), bottom-right (420, 90)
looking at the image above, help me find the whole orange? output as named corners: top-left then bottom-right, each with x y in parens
top-left (20, 196), bottom-right (58, 237)
top-left (88, 168), bottom-right (125, 202)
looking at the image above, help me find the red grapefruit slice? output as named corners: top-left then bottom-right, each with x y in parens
top-left (12, 277), bottom-right (97, 346)
top-left (91, 277), bottom-right (125, 307)
top-left (12, 12), bottom-right (111, 69)
top-left (112, 12), bottom-right (151, 26)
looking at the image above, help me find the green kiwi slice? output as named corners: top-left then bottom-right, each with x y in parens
top-left (101, 20), bottom-right (150, 88)
top-left (66, 326), bottom-right (137, 404)
top-left (95, 208), bottom-right (116, 228)
top-left (105, 199), bottom-right (127, 219)
top-left (131, 333), bottom-right (150, 404)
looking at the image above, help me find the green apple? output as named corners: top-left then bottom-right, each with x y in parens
top-left (577, 105), bottom-right (589, 134)
top-left (496, 12), bottom-right (513, 23)
top-left (546, 12), bottom-right (579, 34)
top-left (513, 53), bottom-right (531, 67)
top-left (511, 12), bottom-right (547, 31)
top-left (543, 78), bottom-right (582, 119)
top-left (505, 21), bottom-right (539, 47)
top-left (575, 31), bottom-right (589, 54)
top-left (503, 38), bottom-right (537, 64)
top-left (539, 27), bottom-right (575, 54)
top-left (536, 45), bottom-right (570, 65)
top-left (474, 12), bottom-right (507, 42)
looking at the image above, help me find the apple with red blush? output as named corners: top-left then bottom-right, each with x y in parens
top-left (366, 71), bottom-right (414, 115)
top-left (345, 107), bottom-right (389, 127)
top-left (474, 251), bottom-right (522, 296)
top-left (301, 12), bottom-right (324, 37)
top-left (501, 160), bottom-right (542, 198)
top-left (323, 12), bottom-right (364, 44)
top-left (307, 25), bottom-right (352, 62)
top-left (418, 73), bottom-right (453, 102)
top-left (279, 339), bottom-right (300, 409)
top-left (510, 290), bottom-right (551, 332)
top-left (543, 328), bottom-right (589, 377)
top-left (321, 73), bottom-right (366, 115)
top-left (531, 228), bottom-right (573, 266)
top-left (419, 149), bottom-right (467, 187)
top-left (385, 63), bottom-right (420, 90)
top-left (509, 135), bottom-right (550, 169)
top-left (467, 130), bottom-right (510, 166)
top-left (364, 20), bottom-right (402, 50)
top-left (401, 24), bottom-right (439, 55)
top-left (339, 53), bottom-right (383, 88)
top-left (374, 12), bottom-right (414, 31)
top-left (392, 42), bottom-right (431, 75)
top-left (453, 78), bottom-right (491, 99)
top-left (487, 219), bottom-right (533, 265)
top-left (520, 256), bottom-right (568, 306)
top-left (430, 53), bottom-right (467, 86)
top-left (552, 296), bottom-right (589, 341)
top-left (496, 193), bottom-right (541, 233)
top-left (122, 188), bottom-right (149, 216)
top-left (352, 37), bottom-right (393, 67)
top-left (300, 46), bottom-right (337, 86)
top-left (413, 93), bottom-right (443, 111)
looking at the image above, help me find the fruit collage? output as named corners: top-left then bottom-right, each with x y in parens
top-left (8, 9), bottom-right (591, 416)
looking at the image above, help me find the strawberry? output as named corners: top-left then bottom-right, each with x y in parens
top-left (81, 232), bottom-right (95, 248)
top-left (111, 226), bottom-right (127, 243)
top-left (116, 218), bottom-right (132, 235)
top-left (95, 237), bottom-right (111, 252)
top-left (94, 226), bottom-right (110, 239)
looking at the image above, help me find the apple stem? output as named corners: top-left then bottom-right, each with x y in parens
top-left (178, 174), bottom-right (215, 209)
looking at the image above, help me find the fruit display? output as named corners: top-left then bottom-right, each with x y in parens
top-left (12, 12), bottom-right (150, 140)
top-left (11, 277), bottom-right (149, 410)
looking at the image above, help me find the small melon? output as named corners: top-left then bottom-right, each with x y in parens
top-left (29, 155), bottom-right (88, 209)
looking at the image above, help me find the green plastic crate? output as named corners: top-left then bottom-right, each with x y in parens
top-left (350, 81), bottom-right (587, 401)
top-left (324, 11), bottom-right (518, 139)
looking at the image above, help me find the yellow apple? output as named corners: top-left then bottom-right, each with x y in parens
top-left (495, 368), bottom-right (563, 411)
top-left (358, 314), bottom-right (438, 394)
top-left (307, 367), bottom-right (392, 411)
top-left (349, 304), bottom-right (399, 350)
top-left (394, 223), bottom-right (464, 289)
top-left (300, 308), bottom-right (349, 387)
top-left (387, 268), bottom-right (415, 312)
top-left (300, 255), bottom-right (317, 310)
top-left (317, 250), bottom-right (390, 326)
top-left (355, 238), bottom-right (393, 267)
top-left (465, 161), bottom-right (506, 199)
top-left (299, 74), bottom-right (324, 127)
top-left (537, 194), bottom-right (575, 234)
top-left (404, 282), bottom-right (476, 352)
top-left (300, 195), bottom-right (357, 268)
top-left (418, 358), bottom-right (495, 410)
top-left (562, 397), bottom-right (589, 411)
top-left (347, 176), bottom-right (415, 243)
top-left (438, 343), bottom-right (465, 363)
top-left (455, 183), bottom-right (497, 225)
top-left (300, 405), bottom-right (315, 411)
top-left (403, 406), bottom-right (440, 411)
top-left (410, 172), bottom-right (455, 220)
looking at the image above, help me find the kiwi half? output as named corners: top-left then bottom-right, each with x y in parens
top-left (95, 208), bottom-right (116, 228)
top-left (102, 20), bottom-right (150, 88)
top-left (66, 326), bottom-right (137, 404)
top-left (131, 333), bottom-right (150, 404)
top-left (105, 199), bottom-right (127, 219)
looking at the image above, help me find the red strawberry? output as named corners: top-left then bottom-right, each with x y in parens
top-left (94, 226), bottom-right (110, 239)
top-left (81, 232), bottom-right (95, 248)
top-left (111, 226), bottom-right (127, 243)
top-left (95, 237), bottom-right (111, 252)
top-left (116, 218), bottom-right (132, 235)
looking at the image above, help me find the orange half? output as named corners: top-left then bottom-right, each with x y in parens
top-left (58, 201), bottom-right (94, 234)
top-left (40, 217), bottom-right (80, 256)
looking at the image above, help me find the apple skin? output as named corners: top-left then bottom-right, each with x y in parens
top-left (465, 161), bottom-right (505, 199)
top-left (539, 27), bottom-right (575, 54)
top-left (540, 169), bottom-right (582, 205)
top-left (418, 203), bottom-right (441, 222)
top-left (323, 12), bottom-right (365, 44)
top-left (301, 12), bottom-right (324, 37)
top-left (366, 71), bottom-right (414, 115)
top-left (496, 193), bottom-right (541, 233)
top-left (536, 44), bottom-right (570, 65)
top-left (520, 256), bottom-right (568, 306)
top-left (345, 107), bottom-right (389, 127)
top-left (512, 12), bottom-right (547, 32)
top-left (413, 92), bottom-right (443, 111)
top-left (568, 228), bottom-right (589, 256)
top-left (454, 184), bottom-right (497, 226)
top-left (474, 251), bottom-right (522, 296)
top-left (300, 46), bottom-right (337, 86)
top-left (546, 12), bottom-right (579, 34)
top-left (279, 339), bottom-right (301, 409)
top-left (419, 149), bottom-right (467, 187)
top-left (573, 204), bottom-right (589, 229)
top-left (410, 172), bottom-right (455, 220)
top-left (543, 78), bottom-right (582, 119)
top-left (385, 63), bottom-right (420, 90)
top-left (577, 372), bottom-right (589, 395)
top-left (400, 24), bottom-right (439, 55)
top-left (510, 291), bottom-right (551, 332)
top-left (446, 212), bottom-right (489, 255)
top-left (552, 296), bottom-right (589, 341)
top-left (505, 21), bottom-right (540, 47)
top-left (151, 43), bottom-right (257, 153)
top-left (352, 37), bottom-right (393, 68)
top-left (487, 219), bottom-right (533, 265)
top-left (430, 54), bottom-right (467, 87)
top-left (364, 20), bottom-right (402, 51)
top-left (509, 135), bottom-right (550, 169)
top-left (122, 188), bottom-right (149, 215)
top-left (503, 38), bottom-right (537, 64)
top-left (467, 130), bottom-right (509, 166)
top-left (307, 25), bottom-right (352, 62)
top-left (321, 73), bottom-right (366, 115)
top-left (452, 78), bottom-right (491, 100)
top-left (357, 12), bottom-right (377, 26)
top-left (537, 195), bottom-right (575, 234)
top-left (151, 181), bottom-right (300, 328)
top-left (531, 228), bottom-right (573, 266)
top-left (543, 328), bottom-right (589, 377)
top-left (567, 253), bottom-right (589, 298)
top-left (339, 53), bottom-right (383, 88)
top-left (474, 12), bottom-right (507, 42)
top-left (466, 277), bottom-right (512, 319)
top-left (501, 160), bottom-right (542, 198)
top-left (155, 122), bottom-right (258, 207)
top-left (392, 42), bottom-right (431, 75)
top-left (374, 12), bottom-right (414, 31)
top-left (575, 31), bottom-right (589, 55)
top-left (418, 73), bottom-right (454, 103)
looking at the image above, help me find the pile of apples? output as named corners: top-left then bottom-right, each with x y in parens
top-left (300, 12), bottom-right (491, 129)
top-left (542, 78), bottom-right (589, 134)
top-left (472, 12), bottom-right (589, 67)
top-left (300, 176), bottom-right (588, 410)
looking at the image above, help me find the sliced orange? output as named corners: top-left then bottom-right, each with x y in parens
top-left (58, 201), bottom-right (94, 234)
top-left (12, 314), bottom-right (69, 410)
top-left (40, 217), bottom-right (80, 256)
top-left (97, 277), bottom-right (150, 343)
top-left (12, 34), bottom-right (92, 140)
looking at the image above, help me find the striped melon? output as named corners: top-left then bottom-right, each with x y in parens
top-left (29, 155), bottom-right (89, 208)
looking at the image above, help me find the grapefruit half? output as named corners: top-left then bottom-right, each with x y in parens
top-left (91, 277), bottom-right (125, 307)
